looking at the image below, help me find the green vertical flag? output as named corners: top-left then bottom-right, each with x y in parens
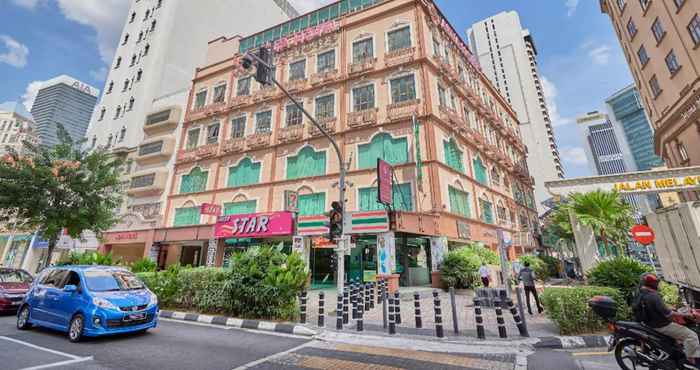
top-left (413, 115), bottom-right (423, 188)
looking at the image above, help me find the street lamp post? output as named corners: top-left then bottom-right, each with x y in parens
top-left (243, 50), bottom-right (349, 295)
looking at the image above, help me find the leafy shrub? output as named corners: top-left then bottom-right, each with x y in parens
top-left (130, 257), bottom-right (157, 273)
top-left (518, 255), bottom-right (549, 281)
top-left (539, 255), bottom-right (561, 279)
top-left (541, 286), bottom-right (629, 335)
top-left (659, 281), bottom-right (682, 308)
top-left (440, 248), bottom-right (481, 288)
top-left (587, 257), bottom-right (653, 303)
top-left (56, 251), bottom-right (120, 266)
top-left (467, 243), bottom-right (499, 265)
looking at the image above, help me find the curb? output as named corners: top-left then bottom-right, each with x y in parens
top-left (533, 335), bottom-right (610, 349)
top-left (158, 310), bottom-right (317, 337)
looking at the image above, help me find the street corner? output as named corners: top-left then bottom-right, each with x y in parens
top-left (159, 309), bottom-right (317, 337)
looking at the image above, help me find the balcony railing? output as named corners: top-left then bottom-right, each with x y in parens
top-left (348, 57), bottom-right (377, 75)
top-left (385, 47), bottom-right (416, 68)
top-left (277, 125), bottom-right (304, 143)
top-left (347, 108), bottom-right (379, 128)
top-left (228, 95), bottom-right (251, 109)
top-left (310, 69), bottom-right (339, 85)
top-left (246, 131), bottom-right (272, 149)
top-left (220, 137), bottom-right (246, 155)
top-left (284, 79), bottom-right (307, 93)
top-left (308, 117), bottom-right (337, 138)
top-left (176, 143), bottom-right (218, 164)
top-left (251, 86), bottom-right (277, 103)
top-left (438, 105), bottom-right (462, 125)
top-left (387, 99), bottom-right (421, 121)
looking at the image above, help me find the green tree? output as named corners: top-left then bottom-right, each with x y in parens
top-left (0, 127), bottom-right (124, 266)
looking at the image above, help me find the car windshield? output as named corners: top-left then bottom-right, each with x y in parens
top-left (0, 270), bottom-right (32, 283)
top-left (84, 270), bottom-right (145, 292)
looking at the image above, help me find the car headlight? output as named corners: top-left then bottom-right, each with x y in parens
top-left (92, 297), bottom-right (119, 310)
top-left (149, 293), bottom-right (158, 307)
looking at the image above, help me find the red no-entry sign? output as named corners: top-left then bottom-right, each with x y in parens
top-left (631, 224), bottom-right (655, 245)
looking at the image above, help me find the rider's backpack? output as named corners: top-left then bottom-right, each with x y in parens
top-left (632, 291), bottom-right (650, 323)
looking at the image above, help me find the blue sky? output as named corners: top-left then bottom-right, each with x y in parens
top-left (0, 0), bottom-right (634, 178)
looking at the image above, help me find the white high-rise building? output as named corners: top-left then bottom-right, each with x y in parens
top-left (467, 11), bottom-right (563, 214)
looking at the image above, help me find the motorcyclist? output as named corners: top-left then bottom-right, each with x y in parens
top-left (634, 273), bottom-right (700, 366)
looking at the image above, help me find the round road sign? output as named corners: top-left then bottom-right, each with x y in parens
top-left (631, 224), bottom-right (655, 245)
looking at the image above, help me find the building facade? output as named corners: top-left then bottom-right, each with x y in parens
top-left (605, 84), bottom-right (665, 171)
top-left (83, 0), bottom-right (296, 236)
top-left (30, 75), bottom-right (98, 147)
top-left (103, 0), bottom-right (539, 287)
top-left (467, 11), bottom-right (563, 214)
top-left (600, 0), bottom-right (700, 173)
top-left (0, 102), bottom-right (38, 156)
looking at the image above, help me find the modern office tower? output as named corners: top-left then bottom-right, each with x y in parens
top-left (467, 11), bottom-right (563, 214)
top-left (600, 0), bottom-right (700, 171)
top-left (0, 102), bottom-right (38, 156)
top-left (82, 0), bottom-right (296, 238)
top-left (29, 75), bottom-right (98, 147)
top-left (605, 84), bottom-right (664, 171)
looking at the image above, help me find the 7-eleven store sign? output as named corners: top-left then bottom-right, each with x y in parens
top-left (297, 210), bottom-right (389, 236)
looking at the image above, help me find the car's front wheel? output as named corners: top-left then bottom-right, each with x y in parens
top-left (68, 314), bottom-right (84, 343)
top-left (16, 306), bottom-right (31, 330)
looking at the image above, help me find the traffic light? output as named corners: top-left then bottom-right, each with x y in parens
top-left (329, 253), bottom-right (337, 271)
top-left (329, 201), bottom-right (343, 240)
top-left (255, 47), bottom-right (272, 86)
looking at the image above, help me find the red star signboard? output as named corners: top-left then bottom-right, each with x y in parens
top-left (631, 224), bottom-right (655, 245)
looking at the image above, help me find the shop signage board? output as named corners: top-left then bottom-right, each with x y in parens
top-left (377, 159), bottom-right (393, 206)
top-left (215, 211), bottom-right (293, 239)
top-left (273, 19), bottom-right (340, 53)
top-left (346, 211), bottom-right (389, 234)
top-left (114, 232), bottom-right (139, 241)
top-left (631, 224), bottom-right (655, 245)
top-left (456, 221), bottom-right (471, 240)
top-left (284, 191), bottom-right (299, 212)
top-left (297, 215), bottom-right (329, 236)
top-left (200, 203), bottom-right (222, 216)
top-left (292, 236), bottom-right (304, 254)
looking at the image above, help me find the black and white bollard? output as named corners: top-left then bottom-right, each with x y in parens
top-left (336, 293), bottom-right (343, 330)
top-left (317, 291), bottom-right (325, 327)
top-left (414, 292), bottom-right (422, 329)
top-left (495, 299), bottom-right (507, 338)
top-left (364, 283), bottom-right (370, 311)
top-left (343, 287), bottom-right (349, 325)
top-left (388, 289), bottom-right (396, 335)
top-left (357, 288), bottom-right (364, 332)
top-left (474, 297), bottom-right (486, 339)
top-left (370, 282), bottom-right (375, 310)
top-left (299, 290), bottom-right (307, 324)
top-left (433, 290), bottom-right (444, 338)
top-left (394, 291), bottom-right (402, 325)
top-left (378, 280), bottom-right (385, 304)
top-left (507, 299), bottom-right (529, 337)
top-left (351, 283), bottom-right (358, 320)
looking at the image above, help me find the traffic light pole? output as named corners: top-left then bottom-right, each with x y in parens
top-left (244, 50), bottom-right (348, 296)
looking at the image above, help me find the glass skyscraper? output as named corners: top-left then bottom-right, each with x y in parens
top-left (30, 75), bottom-right (98, 147)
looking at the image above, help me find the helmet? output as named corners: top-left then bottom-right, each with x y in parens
top-left (641, 273), bottom-right (659, 290)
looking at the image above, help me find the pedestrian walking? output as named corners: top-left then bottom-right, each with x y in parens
top-left (518, 261), bottom-right (543, 315)
top-left (479, 262), bottom-right (490, 287)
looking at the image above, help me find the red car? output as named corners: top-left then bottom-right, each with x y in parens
top-left (0, 268), bottom-right (32, 313)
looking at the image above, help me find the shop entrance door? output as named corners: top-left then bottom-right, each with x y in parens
top-left (310, 247), bottom-right (335, 289)
top-left (180, 245), bottom-right (202, 267)
top-left (396, 235), bottom-right (432, 287)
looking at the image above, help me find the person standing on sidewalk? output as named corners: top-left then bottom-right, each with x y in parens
top-left (479, 262), bottom-right (490, 287)
top-left (518, 261), bottom-right (543, 315)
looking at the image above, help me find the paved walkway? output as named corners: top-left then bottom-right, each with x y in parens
top-left (302, 286), bottom-right (558, 340)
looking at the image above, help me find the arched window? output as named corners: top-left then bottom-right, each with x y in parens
top-left (358, 133), bottom-right (408, 169)
top-left (180, 167), bottom-right (208, 194)
top-left (497, 201), bottom-right (507, 223)
top-left (298, 192), bottom-right (326, 216)
top-left (491, 167), bottom-right (500, 185)
top-left (443, 137), bottom-right (464, 173)
top-left (448, 185), bottom-right (470, 217)
top-left (479, 195), bottom-right (494, 224)
top-left (287, 147), bottom-right (326, 180)
top-left (359, 183), bottom-right (413, 211)
top-left (473, 156), bottom-right (488, 185)
top-left (227, 157), bottom-right (261, 187)
top-left (224, 199), bottom-right (256, 215)
top-left (173, 205), bottom-right (200, 227)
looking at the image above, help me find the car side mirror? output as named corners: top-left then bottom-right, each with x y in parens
top-left (64, 284), bottom-right (78, 293)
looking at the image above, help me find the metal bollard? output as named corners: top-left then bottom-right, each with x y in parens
top-left (351, 283), bottom-right (358, 320)
top-left (495, 299), bottom-right (507, 338)
top-left (394, 291), bottom-right (402, 325)
top-left (378, 280), bottom-right (385, 304)
top-left (388, 290), bottom-right (396, 335)
top-left (370, 282), bottom-right (375, 310)
top-left (414, 292), bottom-right (422, 329)
top-left (299, 290), bottom-right (307, 324)
top-left (449, 287), bottom-right (459, 334)
top-left (474, 297), bottom-right (486, 339)
top-left (336, 293), bottom-right (343, 330)
top-left (507, 299), bottom-right (529, 337)
top-left (317, 291), bottom-right (325, 327)
top-left (433, 290), bottom-right (444, 338)
top-left (364, 283), bottom-right (370, 311)
top-left (357, 286), bottom-right (364, 332)
top-left (382, 282), bottom-right (388, 329)
top-left (343, 287), bottom-right (349, 325)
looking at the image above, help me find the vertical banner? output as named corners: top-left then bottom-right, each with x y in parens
top-left (377, 232), bottom-right (396, 275)
top-left (429, 237), bottom-right (448, 271)
top-left (413, 115), bottom-right (423, 188)
top-left (206, 239), bottom-right (217, 267)
top-left (377, 159), bottom-right (394, 207)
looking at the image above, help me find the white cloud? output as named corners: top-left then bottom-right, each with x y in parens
top-left (10, 0), bottom-right (45, 10)
top-left (565, 0), bottom-right (579, 17)
top-left (288, 0), bottom-right (334, 13)
top-left (541, 76), bottom-right (573, 127)
top-left (560, 146), bottom-right (588, 166)
top-left (0, 35), bottom-right (29, 68)
top-left (588, 45), bottom-right (611, 65)
top-left (21, 80), bottom-right (45, 112)
top-left (89, 66), bottom-right (108, 82)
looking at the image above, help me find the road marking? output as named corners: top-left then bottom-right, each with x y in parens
top-left (160, 317), bottom-right (234, 330)
top-left (17, 357), bottom-right (93, 370)
top-left (0, 336), bottom-right (81, 360)
top-left (572, 351), bottom-right (611, 357)
top-left (159, 317), bottom-right (310, 339)
top-left (231, 341), bottom-right (314, 370)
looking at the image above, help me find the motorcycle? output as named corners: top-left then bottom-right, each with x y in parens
top-left (589, 295), bottom-right (700, 370)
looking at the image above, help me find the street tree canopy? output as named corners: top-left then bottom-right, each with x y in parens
top-left (0, 127), bottom-right (124, 266)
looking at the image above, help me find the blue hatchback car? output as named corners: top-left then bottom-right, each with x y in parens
top-left (16, 265), bottom-right (158, 342)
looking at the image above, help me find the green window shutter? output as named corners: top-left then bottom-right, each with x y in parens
top-left (473, 157), bottom-right (488, 185)
top-left (448, 186), bottom-right (471, 217)
top-left (443, 139), bottom-right (464, 173)
top-left (180, 167), bottom-right (208, 194)
top-left (392, 183), bottom-right (413, 211)
top-left (359, 187), bottom-right (381, 211)
top-left (358, 133), bottom-right (409, 169)
top-left (227, 158), bottom-right (261, 188)
top-left (298, 193), bottom-right (326, 216)
top-left (223, 200), bottom-right (257, 215)
top-left (174, 207), bottom-right (200, 226)
top-left (480, 199), bottom-right (494, 224)
top-left (287, 147), bottom-right (326, 180)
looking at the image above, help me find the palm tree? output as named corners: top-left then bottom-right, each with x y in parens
top-left (565, 190), bottom-right (634, 257)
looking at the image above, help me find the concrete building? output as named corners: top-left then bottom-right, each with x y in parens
top-left (467, 11), bottom-right (563, 214)
top-left (83, 0), bottom-right (297, 234)
top-left (100, 0), bottom-right (539, 287)
top-left (600, 0), bottom-right (700, 186)
top-left (605, 84), bottom-right (665, 171)
top-left (0, 102), bottom-right (38, 156)
top-left (30, 75), bottom-right (98, 147)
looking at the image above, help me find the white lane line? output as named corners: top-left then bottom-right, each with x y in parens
top-left (159, 318), bottom-right (309, 339)
top-left (0, 336), bottom-right (81, 360)
top-left (17, 356), bottom-right (93, 370)
top-left (231, 341), bottom-right (315, 370)
top-left (160, 317), bottom-right (233, 330)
